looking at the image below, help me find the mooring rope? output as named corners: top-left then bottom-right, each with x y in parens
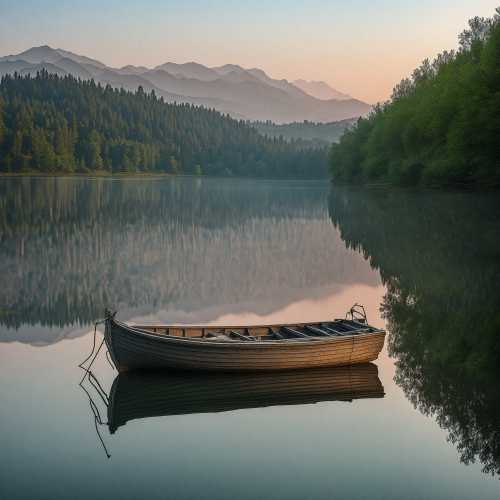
top-left (105, 350), bottom-right (115, 370)
top-left (79, 319), bottom-right (108, 376)
top-left (88, 371), bottom-right (109, 406)
top-left (79, 377), bottom-right (111, 459)
top-left (78, 316), bottom-right (112, 459)
top-left (346, 303), bottom-right (368, 324)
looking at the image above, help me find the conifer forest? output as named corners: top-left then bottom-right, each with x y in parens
top-left (0, 72), bottom-right (328, 178)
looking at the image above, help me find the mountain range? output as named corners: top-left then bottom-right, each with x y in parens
top-left (0, 46), bottom-right (372, 123)
top-left (292, 79), bottom-right (353, 101)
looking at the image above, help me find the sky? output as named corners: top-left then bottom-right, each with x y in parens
top-left (0, 0), bottom-right (498, 103)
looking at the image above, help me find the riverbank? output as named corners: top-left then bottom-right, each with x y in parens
top-left (0, 172), bottom-right (330, 181)
top-left (0, 171), bottom-right (179, 178)
top-left (330, 180), bottom-right (500, 191)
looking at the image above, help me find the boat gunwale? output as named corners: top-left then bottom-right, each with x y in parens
top-left (112, 319), bottom-right (385, 348)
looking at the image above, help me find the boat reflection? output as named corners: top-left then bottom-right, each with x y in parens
top-left (107, 363), bottom-right (384, 434)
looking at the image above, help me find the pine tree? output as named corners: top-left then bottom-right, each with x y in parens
top-left (11, 131), bottom-right (26, 172)
top-left (84, 130), bottom-right (103, 171)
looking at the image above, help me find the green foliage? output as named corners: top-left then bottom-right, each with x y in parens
top-left (329, 9), bottom-right (500, 186)
top-left (0, 72), bottom-right (328, 178)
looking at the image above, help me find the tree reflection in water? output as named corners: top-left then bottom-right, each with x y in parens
top-left (329, 185), bottom-right (500, 477)
top-left (0, 177), bottom-right (376, 332)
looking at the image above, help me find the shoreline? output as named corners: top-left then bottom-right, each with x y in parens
top-left (330, 180), bottom-right (500, 191)
top-left (0, 172), bottom-right (331, 181)
top-left (1, 173), bottom-right (496, 189)
top-left (0, 171), bottom-right (180, 178)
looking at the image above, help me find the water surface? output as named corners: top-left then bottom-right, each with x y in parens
top-left (0, 177), bottom-right (499, 499)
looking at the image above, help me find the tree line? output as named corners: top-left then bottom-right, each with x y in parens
top-left (328, 9), bottom-right (500, 186)
top-left (0, 71), bottom-right (329, 178)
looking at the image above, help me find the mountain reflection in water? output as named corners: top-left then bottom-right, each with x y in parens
top-left (329, 186), bottom-right (500, 477)
top-left (0, 177), bottom-right (378, 343)
top-left (106, 364), bottom-right (384, 434)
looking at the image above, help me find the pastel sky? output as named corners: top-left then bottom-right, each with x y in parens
top-left (0, 0), bottom-right (498, 103)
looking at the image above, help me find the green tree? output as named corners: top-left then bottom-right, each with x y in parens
top-left (83, 130), bottom-right (103, 171)
top-left (328, 8), bottom-right (500, 186)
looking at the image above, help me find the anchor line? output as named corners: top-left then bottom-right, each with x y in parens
top-left (78, 316), bottom-right (113, 459)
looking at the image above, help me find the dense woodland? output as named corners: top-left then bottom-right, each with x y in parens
top-left (0, 72), bottom-right (328, 178)
top-left (328, 9), bottom-right (500, 185)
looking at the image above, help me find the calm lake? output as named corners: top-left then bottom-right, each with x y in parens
top-left (0, 177), bottom-right (499, 499)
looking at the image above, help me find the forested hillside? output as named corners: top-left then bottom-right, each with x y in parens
top-left (0, 71), bottom-right (328, 178)
top-left (328, 9), bottom-right (500, 186)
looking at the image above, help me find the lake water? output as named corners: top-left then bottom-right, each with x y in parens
top-left (0, 177), bottom-right (499, 499)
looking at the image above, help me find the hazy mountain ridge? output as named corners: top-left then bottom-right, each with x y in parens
top-left (292, 79), bottom-right (352, 101)
top-left (0, 46), bottom-right (372, 123)
top-left (251, 118), bottom-right (357, 143)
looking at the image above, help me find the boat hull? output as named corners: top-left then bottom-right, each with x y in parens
top-left (105, 317), bottom-right (386, 373)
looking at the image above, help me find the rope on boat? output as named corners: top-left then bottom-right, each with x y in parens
top-left (346, 303), bottom-right (368, 324)
top-left (78, 319), bottom-right (107, 377)
top-left (78, 316), bottom-right (113, 459)
top-left (88, 370), bottom-right (110, 406)
top-left (105, 350), bottom-right (115, 370)
top-left (79, 370), bottom-right (111, 459)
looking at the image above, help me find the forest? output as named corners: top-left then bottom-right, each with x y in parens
top-left (328, 9), bottom-right (500, 186)
top-left (0, 71), bottom-right (329, 178)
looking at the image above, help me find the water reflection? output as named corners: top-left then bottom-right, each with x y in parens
top-left (328, 185), bottom-right (500, 477)
top-left (2, 178), bottom-right (500, 498)
top-left (0, 177), bottom-right (378, 343)
top-left (106, 364), bottom-right (384, 434)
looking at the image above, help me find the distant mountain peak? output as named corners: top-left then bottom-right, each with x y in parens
top-left (153, 61), bottom-right (221, 81)
top-left (292, 79), bottom-right (352, 101)
top-left (213, 64), bottom-right (246, 76)
top-left (0, 45), bottom-right (108, 70)
top-left (0, 45), bottom-right (370, 122)
top-left (54, 48), bottom-right (107, 69)
top-left (0, 45), bottom-right (62, 64)
top-left (246, 68), bottom-right (270, 80)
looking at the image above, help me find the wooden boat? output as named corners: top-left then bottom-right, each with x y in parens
top-left (107, 364), bottom-right (385, 433)
top-left (103, 308), bottom-right (386, 373)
